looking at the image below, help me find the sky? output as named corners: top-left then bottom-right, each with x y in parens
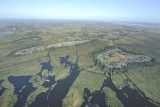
top-left (0, 0), bottom-right (160, 23)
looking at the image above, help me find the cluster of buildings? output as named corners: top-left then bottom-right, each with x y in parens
top-left (97, 48), bottom-right (152, 70)
top-left (14, 40), bottom-right (90, 55)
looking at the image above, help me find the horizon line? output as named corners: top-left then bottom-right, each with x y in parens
top-left (0, 18), bottom-right (160, 25)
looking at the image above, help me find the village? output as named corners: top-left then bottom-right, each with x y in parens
top-left (14, 40), bottom-right (90, 55)
top-left (96, 48), bottom-right (153, 70)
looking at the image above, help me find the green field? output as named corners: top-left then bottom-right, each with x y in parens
top-left (0, 20), bottom-right (160, 107)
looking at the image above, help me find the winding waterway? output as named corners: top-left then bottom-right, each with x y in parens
top-left (30, 48), bottom-right (80, 107)
top-left (8, 76), bottom-right (36, 107)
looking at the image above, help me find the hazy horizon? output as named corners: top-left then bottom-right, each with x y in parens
top-left (0, 0), bottom-right (160, 23)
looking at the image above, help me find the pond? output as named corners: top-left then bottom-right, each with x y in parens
top-left (0, 34), bottom-right (9, 38)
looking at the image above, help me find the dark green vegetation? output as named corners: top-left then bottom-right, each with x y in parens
top-left (0, 20), bottom-right (160, 107)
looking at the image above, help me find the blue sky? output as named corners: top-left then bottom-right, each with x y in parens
top-left (0, 0), bottom-right (160, 23)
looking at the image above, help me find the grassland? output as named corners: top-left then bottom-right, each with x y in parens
top-left (0, 20), bottom-right (160, 107)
